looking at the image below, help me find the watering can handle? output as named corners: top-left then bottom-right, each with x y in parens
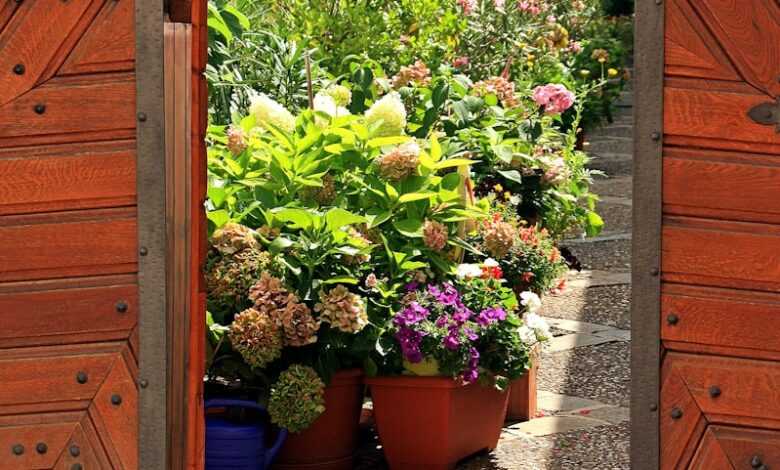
top-left (203, 399), bottom-right (289, 469)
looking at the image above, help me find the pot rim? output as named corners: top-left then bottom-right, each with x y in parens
top-left (365, 375), bottom-right (478, 389)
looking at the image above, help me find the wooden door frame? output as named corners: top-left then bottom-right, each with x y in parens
top-left (136, 0), bottom-right (169, 467)
top-left (631, 0), bottom-right (664, 469)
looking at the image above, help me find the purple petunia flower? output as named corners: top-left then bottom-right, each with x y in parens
top-left (393, 302), bottom-right (430, 327)
top-left (476, 307), bottom-right (507, 326)
top-left (428, 282), bottom-right (460, 306)
top-left (396, 327), bottom-right (426, 363)
top-left (405, 281), bottom-right (420, 292)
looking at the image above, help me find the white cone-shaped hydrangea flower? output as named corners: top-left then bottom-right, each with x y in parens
top-left (365, 92), bottom-right (407, 137)
top-left (249, 93), bottom-right (296, 133)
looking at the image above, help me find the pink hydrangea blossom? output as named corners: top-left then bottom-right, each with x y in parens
top-left (452, 56), bottom-right (470, 68)
top-left (532, 84), bottom-right (575, 114)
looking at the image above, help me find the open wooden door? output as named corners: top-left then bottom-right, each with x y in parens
top-left (634, 1), bottom-right (780, 469)
top-left (0, 0), bottom-right (167, 467)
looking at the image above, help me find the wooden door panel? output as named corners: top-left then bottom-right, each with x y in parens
top-left (692, 0), bottom-right (780, 96)
top-left (0, 75), bottom-right (135, 140)
top-left (0, 209), bottom-right (137, 282)
top-left (61, 0), bottom-right (135, 75)
top-left (663, 217), bottom-right (780, 292)
top-left (689, 428), bottom-right (733, 470)
top-left (0, 0), bottom-right (100, 106)
top-left (661, 284), bottom-right (780, 354)
top-left (713, 426), bottom-right (780, 469)
top-left (663, 148), bottom-right (780, 224)
top-left (664, 0), bottom-right (739, 81)
top-left (0, 141), bottom-right (136, 216)
top-left (664, 87), bottom-right (779, 149)
top-left (0, 413), bottom-right (82, 470)
top-left (0, 281), bottom-right (137, 348)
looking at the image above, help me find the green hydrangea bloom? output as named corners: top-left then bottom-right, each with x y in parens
top-left (365, 93), bottom-right (407, 137)
top-left (249, 94), bottom-right (296, 134)
top-left (269, 365), bottom-right (326, 433)
top-left (324, 85), bottom-right (352, 107)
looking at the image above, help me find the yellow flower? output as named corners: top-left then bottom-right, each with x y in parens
top-left (607, 68), bottom-right (619, 78)
top-left (503, 191), bottom-right (512, 201)
top-left (579, 69), bottom-right (591, 78)
top-left (493, 183), bottom-right (504, 192)
top-left (527, 54), bottom-right (536, 62)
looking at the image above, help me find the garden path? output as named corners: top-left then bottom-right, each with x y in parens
top-left (355, 82), bottom-right (635, 470)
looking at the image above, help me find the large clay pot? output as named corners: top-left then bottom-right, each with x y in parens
top-left (272, 369), bottom-right (364, 470)
top-left (366, 376), bottom-right (509, 470)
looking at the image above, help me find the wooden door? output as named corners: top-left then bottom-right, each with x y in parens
top-left (634, 1), bottom-right (780, 469)
top-left (0, 0), bottom-right (167, 468)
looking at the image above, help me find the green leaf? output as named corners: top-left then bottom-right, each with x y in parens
top-left (399, 192), bottom-right (434, 203)
top-left (585, 211), bottom-right (605, 237)
top-left (325, 208), bottom-right (367, 231)
top-left (206, 210), bottom-right (230, 228)
top-left (268, 236), bottom-right (294, 254)
top-left (207, 186), bottom-right (227, 208)
top-left (440, 172), bottom-right (461, 191)
top-left (393, 218), bottom-right (423, 237)
top-left (429, 134), bottom-right (442, 162)
top-left (498, 170), bottom-right (524, 185)
top-left (385, 182), bottom-right (399, 201)
top-left (366, 210), bottom-right (392, 228)
top-left (274, 208), bottom-right (314, 229)
top-left (434, 159), bottom-right (476, 170)
top-left (367, 136), bottom-right (411, 148)
top-left (484, 93), bottom-right (499, 106)
top-left (321, 276), bottom-right (359, 285)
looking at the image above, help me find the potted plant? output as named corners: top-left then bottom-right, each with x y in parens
top-left (367, 265), bottom-right (540, 469)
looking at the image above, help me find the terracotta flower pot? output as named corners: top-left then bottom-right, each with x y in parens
top-left (366, 376), bottom-right (509, 470)
top-left (506, 359), bottom-right (538, 421)
top-left (272, 369), bottom-right (364, 470)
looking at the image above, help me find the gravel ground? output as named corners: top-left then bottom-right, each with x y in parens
top-left (540, 284), bottom-right (631, 329)
top-left (538, 341), bottom-right (631, 408)
top-left (459, 422), bottom-right (630, 470)
top-left (596, 202), bottom-right (632, 235)
top-left (588, 157), bottom-right (632, 177)
top-left (592, 176), bottom-right (633, 199)
top-left (563, 239), bottom-right (631, 273)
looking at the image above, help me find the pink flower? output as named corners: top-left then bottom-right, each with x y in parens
top-left (517, 0), bottom-right (542, 15)
top-left (452, 56), bottom-right (470, 68)
top-left (546, 14), bottom-right (557, 24)
top-left (457, 0), bottom-right (477, 15)
top-left (493, 0), bottom-right (506, 9)
top-left (568, 41), bottom-right (583, 54)
top-left (532, 84), bottom-right (575, 114)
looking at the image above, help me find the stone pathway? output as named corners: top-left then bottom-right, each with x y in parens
top-left (354, 86), bottom-right (634, 469)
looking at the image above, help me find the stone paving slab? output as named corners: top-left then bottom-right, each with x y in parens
top-left (591, 175), bottom-right (633, 199)
top-left (566, 269), bottom-right (630, 288)
top-left (596, 201), bottom-right (633, 235)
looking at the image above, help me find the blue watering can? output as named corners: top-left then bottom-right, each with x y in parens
top-left (205, 399), bottom-right (288, 470)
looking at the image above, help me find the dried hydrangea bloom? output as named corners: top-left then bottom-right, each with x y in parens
top-left (541, 155), bottom-right (569, 185)
top-left (423, 219), bottom-right (448, 252)
top-left (591, 48), bottom-right (609, 63)
top-left (391, 60), bottom-right (431, 89)
top-left (278, 301), bottom-right (319, 347)
top-left (546, 24), bottom-right (569, 49)
top-left (365, 93), bottom-right (407, 137)
top-left (304, 173), bottom-right (337, 205)
top-left (211, 223), bottom-right (259, 256)
top-left (314, 285), bottom-right (368, 333)
top-left (269, 365), bottom-right (326, 433)
top-left (226, 125), bottom-right (248, 156)
top-left (481, 215), bottom-right (517, 258)
top-left (377, 141), bottom-right (420, 181)
top-left (473, 76), bottom-right (518, 108)
top-left (249, 93), bottom-right (296, 133)
top-left (206, 248), bottom-right (274, 309)
top-left (228, 307), bottom-right (283, 369)
top-left (324, 84), bottom-right (352, 107)
top-left (249, 272), bottom-right (293, 313)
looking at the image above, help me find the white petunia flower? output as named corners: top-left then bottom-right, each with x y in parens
top-left (483, 258), bottom-right (500, 268)
top-left (456, 263), bottom-right (483, 279)
top-left (520, 291), bottom-right (542, 313)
